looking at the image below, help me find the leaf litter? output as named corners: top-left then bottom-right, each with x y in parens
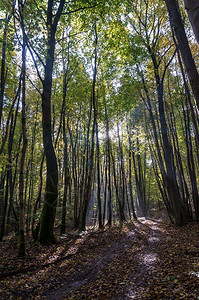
top-left (0, 219), bottom-right (199, 299)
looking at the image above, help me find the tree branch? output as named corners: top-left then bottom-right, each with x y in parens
top-left (62, 2), bottom-right (102, 15)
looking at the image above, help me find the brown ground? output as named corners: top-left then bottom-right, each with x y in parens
top-left (0, 218), bottom-right (199, 299)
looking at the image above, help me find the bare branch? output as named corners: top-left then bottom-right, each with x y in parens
top-left (26, 42), bottom-right (44, 84)
top-left (162, 49), bottom-right (177, 81)
top-left (62, 2), bottom-right (102, 15)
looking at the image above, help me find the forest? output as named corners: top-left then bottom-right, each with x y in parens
top-left (0, 0), bottom-right (199, 299)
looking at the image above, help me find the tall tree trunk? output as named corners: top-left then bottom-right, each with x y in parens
top-left (39, 0), bottom-right (65, 245)
top-left (117, 123), bottom-right (126, 222)
top-left (61, 115), bottom-right (68, 235)
top-left (147, 40), bottom-right (188, 224)
top-left (0, 15), bottom-right (11, 127)
top-left (96, 120), bottom-right (102, 229)
top-left (0, 175), bottom-right (5, 231)
top-left (105, 105), bottom-right (112, 226)
top-left (60, 62), bottom-right (69, 235)
top-left (0, 168), bottom-right (9, 241)
top-left (164, 0), bottom-right (199, 113)
top-left (103, 157), bottom-right (108, 225)
top-left (182, 97), bottom-right (199, 220)
top-left (0, 111), bottom-right (16, 240)
top-left (111, 148), bottom-right (125, 223)
top-left (18, 29), bottom-right (27, 257)
top-left (31, 154), bottom-right (44, 240)
top-left (183, 0), bottom-right (199, 45)
top-left (127, 124), bottom-right (137, 219)
top-left (80, 23), bottom-right (98, 231)
top-left (6, 134), bottom-right (22, 233)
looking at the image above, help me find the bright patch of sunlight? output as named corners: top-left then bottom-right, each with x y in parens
top-left (46, 246), bottom-right (65, 264)
top-left (60, 237), bottom-right (87, 267)
top-left (190, 271), bottom-right (199, 278)
top-left (143, 253), bottom-right (157, 264)
top-left (98, 127), bottom-right (117, 142)
top-left (148, 236), bottom-right (160, 243)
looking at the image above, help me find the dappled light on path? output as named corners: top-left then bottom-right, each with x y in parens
top-left (1, 219), bottom-right (199, 299)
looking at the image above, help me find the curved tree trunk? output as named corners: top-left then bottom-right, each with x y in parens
top-left (38, 0), bottom-right (65, 245)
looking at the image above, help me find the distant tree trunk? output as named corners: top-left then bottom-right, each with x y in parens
top-left (60, 37), bottom-right (71, 235)
top-left (0, 77), bottom-right (21, 156)
top-left (132, 137), bottom-right (147, 217)
top-left (164, 0), bottom-right (199, 113)
top-left (105, 105), bottom-right (112, 226)
top-left (31, 154), bottom-right (44, 240)
top-left (80, 23), bottom-right (98, 231)
top-left (7, 134), bottom-right (22, 233)
top-left (0, 175), bottom-right (5, 230)
top-left (111, 147), bottom-right (125, 223)
top-left (183, 0), bottom-right (199, 45)
top-left (127, 124), bottom-right (137, 219)
top-left (18, 31), bottom-right (27, 257)
top-left (67, 122), bottom-right (79, 228)
top-left (0, 168), bottom-right (9, 241)
top-left (0, 111), bottom-right (17, 240)
top-left (26, 102), bottom-right (39, 235)
top-left (78, 128), bottom-right (86, 224)
top-left (0, 15), bottom-right (11, 127)
top-left (61, 68), bottom-right (70, 234)
top-left (103, 157), bottom-right (108, 225)
top-left (96, 120), bottom-right (102, 228)
top-left (117, 123), bottom-right (126, 222)
top-left (61, 115), bottom-right (68, 235)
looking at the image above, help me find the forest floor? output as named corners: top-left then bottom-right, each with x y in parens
top-left (0, 218), bottom-right (199, 299)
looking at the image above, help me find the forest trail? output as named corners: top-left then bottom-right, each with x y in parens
top-left (1, 219), bottom-right (199, 299)
top-left (46, 219), bottom-right (161, 299)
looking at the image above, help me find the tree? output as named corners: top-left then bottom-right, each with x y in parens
top-left (18, 13), bottom-right (27, 256)
top-left (38, 0), bottom-right (65, 244)
top-left (183, 0), bottom-right (199, 45)
top-left (0, 14), bottom-right (11, 127)
top-left (164, 0), bottom-right (199, 114)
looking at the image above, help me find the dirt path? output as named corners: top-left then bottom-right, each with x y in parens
top-left (1, 219), bottom-right (199, 299)
top-left (45, 219), bottom-right (165, 299)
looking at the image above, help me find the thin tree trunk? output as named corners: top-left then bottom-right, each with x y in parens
top-left (127, 124), bottom-right (137, 219)
top-left (103, 157), bottom-right (108, 225)
top-left (0, 15), bottom-right (11, 127)
top-left (105, 105), bottom-right (112, 226)
top-left (31, 154), bottom-right (44, 240)
top-left (96, 120), bottom-right (102, 228)
top-left (18, 30), bottom-right (27, 257)
top-left (80, 23), bottom-right (98, 231)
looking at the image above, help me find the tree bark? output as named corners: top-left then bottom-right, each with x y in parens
top-left (164, 0), bottom-right (199, 113)
top-left (39, 0), bottom-right (65, 245)
top-left (18, 28), bottom-right (27, 257)
top-left (183, 0), bottom-right (199, 45)
top-left (80, 23), bottom-right (98, 231)
top-left (96, 120), bottom-right (102, 228)
top-left (0, 15), bottom-right (11, 127)
top-left (105, 105), bottom-right (112, 226)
